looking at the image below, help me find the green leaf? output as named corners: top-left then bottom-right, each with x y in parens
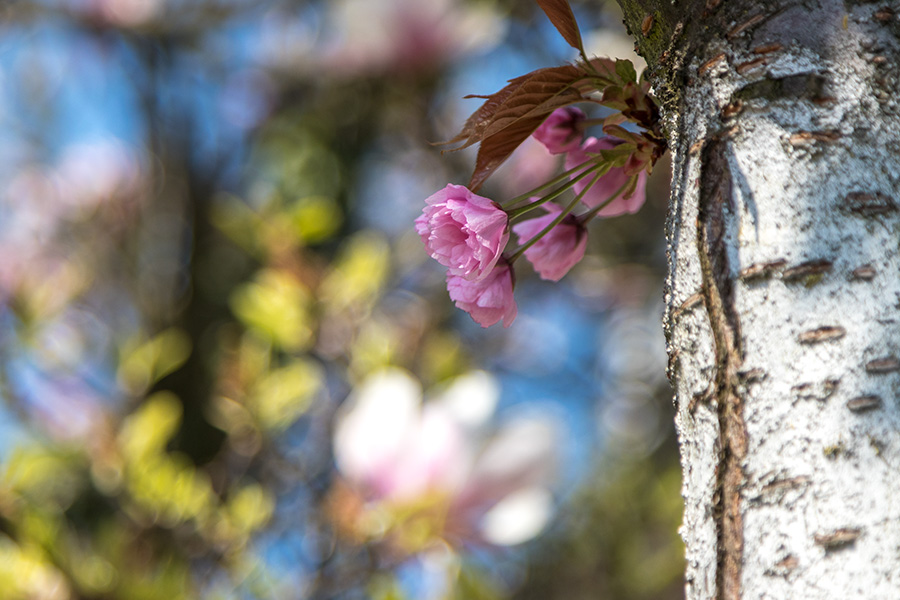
top-left (250, 360), bottom-right (321, 431)
top-left (2, 448), bottom-right (82, 508)
top-left (285, 195), bottom-right (342, 244)
top-left (603, 112), bottom-right (628, 127)
top-left (320, 232), bottom-right (390, 310)
top-left (210, 194), bottom-right (264, 256)
top-left (599, 144), bottom-right (637, 168)
top-left (615, 59), bottom-right (638, 84)
top-left (118, 329), bottom-right (192, 394)
top-left (602, 124), bottom-right (643, 144)
top-left (230, 270), bottom-right (313, 352)
top-left (226, 483), bottom-right (274, 534)
top-left (118, 392), bottom-right (182, 460)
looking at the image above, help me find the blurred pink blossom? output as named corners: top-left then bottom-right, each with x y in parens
top-left (415, 184), bottom-right (508, 282)
top-left (532, 106), bottom-right (585, 155)
top-left (446, 262), bottom-right (517, 328)
top-left (512, 203), bottom-right (587, 281)
top-left (314, 0), bottom-right (505, 75)
top-left (565, 136), bottom-right (648, 217)
top-left (69, 0), bottom-right (165, 28)
top-left (0, 140), bottom-right (144, 305)
top-left (492, 136), bottom-right (559, 199)
top-left (55, 140), bottom-right (142, 210)
top-left (332, 368), bottom-right (558, 547)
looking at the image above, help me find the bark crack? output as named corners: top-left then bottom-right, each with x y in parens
top-left (697, 136), bottom-right (747, 600)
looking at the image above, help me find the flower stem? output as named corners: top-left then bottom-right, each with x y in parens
top-left (506, 161), bottom-right (607, 220)
top-left (501, 159), bottom-right (600, 209)
top-left (507, 169), bottom-right (603, 265)
top-left (576, 178), bottom-right (631, 225)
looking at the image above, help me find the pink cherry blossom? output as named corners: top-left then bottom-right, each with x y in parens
top-left (532, 106), bottom-right (586, 154)
top-left (565, 136), bottom-right (648, 217)
top-left (493, 136), bottom-right (559, 199)
top-left (512, 203), bottom-right (587, 281)
top-left (446, 262), bottom-right (517, 328)
top-left (415, 184), bottom-right (509, 281)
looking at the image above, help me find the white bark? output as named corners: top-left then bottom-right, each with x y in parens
top-left (656, 1), bottom-right (900, 598)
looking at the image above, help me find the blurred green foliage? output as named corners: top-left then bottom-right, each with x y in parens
top-left (517, 449), bottom-right (684, 600)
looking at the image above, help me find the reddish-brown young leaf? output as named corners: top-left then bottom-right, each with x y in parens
top-left (440, 80), bottom-right (529, 150)
top-left (468, 115), bottom-right (548, 192)
top-left (475, 69), bottom-right (586, 141)
top-left (536, 0), bottom-right (583, 52)
top-left (440, 64), bottom-right (598, 190)
top-left (440, 65), bottom-right (589, 152)
top-left (586, 57), bottom-right (619, 84)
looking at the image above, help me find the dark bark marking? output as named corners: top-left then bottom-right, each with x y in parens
top-left (727, 13), bottom-right (766, 39)
top-left (673, 290), bottom-right (705, 320)
top-left (752, 42), bottom-right (783, 54)
top-left (721, 100), bottom-right (744, 119)
top-left (738, 368), bottom-right (766, 383)
top-left (698, 137), bottom-right (746, 600)
top-left (865, 356), bottom-right (900, 373)
top-left (789, 130), bottom-right (842, 146)
top-left (798, 326), bottom-right (846, 344)
top-left (823, 443), bottom-right (845, 458)
top-left (814, 528), bottom-right (861, 551)
top-left (735, 57), bottom-right (769, 74)
top-left (850, 264), bottom-right (877, 281)
top-left (690, 139), bottom-right (706, 154)
top-left (760, 475), bottom-right (810, 495)
top-left (735, 73), bottom-right (833, 105)
top-left (811, 95), bottom-right (838, 106)
top-left (739, 258), bottom-right (786, 281)
top-left (792, 378), bottom-right (840, 401)
top-left (772, 554), bottom-right (799, 571)
top-left (689, 387), bottom-right (712, 414)
top-left (751, 475), bottom-right (812, 507)
top-left (781, 259), bottom-right (833, 282)
top-left (874, 7), bottom-right (895, 23)
top-left (750, 472), bottom-right (811, 507)
top-left (841, 191), bottom-right (897, 216)
top-left (848, 395), bottom-right (883, 412)
top-left (699, 52), bottom-right (727, 76)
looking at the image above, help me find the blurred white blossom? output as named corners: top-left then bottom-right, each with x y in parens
top-left (331, 367), bottom-right (560, 550)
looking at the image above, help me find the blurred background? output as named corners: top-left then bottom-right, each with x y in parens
top-left (0, 0), bottom-right (683, 598)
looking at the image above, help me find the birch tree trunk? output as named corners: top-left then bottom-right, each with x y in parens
top-left (615, 1), bottom-right (900, 597)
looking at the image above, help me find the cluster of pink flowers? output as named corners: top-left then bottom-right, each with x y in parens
top-left (416, 107), bottom-right (649, 328)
